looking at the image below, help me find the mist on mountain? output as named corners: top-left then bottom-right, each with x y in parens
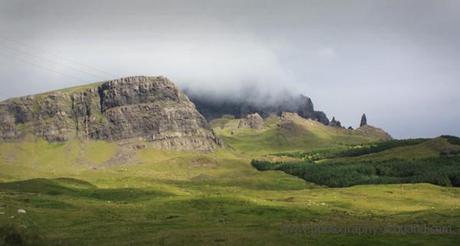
top-left (184, 86), bottom-right (330, 124)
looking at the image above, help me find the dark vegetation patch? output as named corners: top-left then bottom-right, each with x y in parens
top-left (53, 177), bottom-right (97, 189)
top-left (441, 135), bottom-right (460, 145)
top-left (0, 225), bottom-right (45, 246)
top-left (28, 197), bottom-right (75, 209)
top-left (272, 138), bottom-right (429, 161)
top-left (0, 178), bottom-right (173, 202)
top-left (252, 156), bottom-right (460, 188)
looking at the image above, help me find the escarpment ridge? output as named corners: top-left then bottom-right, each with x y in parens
top-left (0, 76), bottom-right (221, 151)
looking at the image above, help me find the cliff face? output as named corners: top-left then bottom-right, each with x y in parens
top-left (187, 93), bottom-right (331, 125)
top-left (0, 76), bottom-right (221, 151)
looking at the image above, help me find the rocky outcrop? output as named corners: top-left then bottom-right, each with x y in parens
top-left (295, 95), bottom-right (330, 125)
top-left (0, 76), bottom-right (221, 151)
top-left (329, 117), bottom-right (342, 128)
top-left (0, 93), bottom-right (76, 141)
top-left (238, 113), bottom-right (264, 129)
top-left (360, 113), bottom-right (367, 127)
top-left (279, 112), bottom-right (392, 141)
top-left (355, 114), bottom-right (391, 140)
top-left (187, 92), bottom-right (331, 125)
top-left (0, 106), bottom-right (17, 140)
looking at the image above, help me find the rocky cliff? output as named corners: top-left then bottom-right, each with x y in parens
top-left (0, 76), bottom-right (221, 151)
top-left (187, 92), bottom-right (331, 125)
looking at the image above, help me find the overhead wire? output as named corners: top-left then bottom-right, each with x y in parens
top-left (0, 47), bottom-right (94, 83)
top-left (0, 35), bottom-right (118, 78)
top-left (0, 39), bottom-right (111, 81)
top-left (0, 36), bottom-right (124, 100)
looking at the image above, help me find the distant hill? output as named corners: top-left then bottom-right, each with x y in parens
top-left (186, 91), bottom-right (331, 125)
top-left (0, 76), bottom-right (390, 152)
top-left (211, 112), bottom-right (391, 154)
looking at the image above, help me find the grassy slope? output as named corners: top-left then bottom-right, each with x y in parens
top-left (212, 115), bottom-right (385, 155)
top-left (0, 118), bottom-right (459, 245)
top-left (320, 137), bottom-right (460, 163)
top-left (3, 82), bottom-right (103, 104)
top-left (253, 135), bottom-right (460, 187)
top-left (39, 81), bottom-right (104, 96)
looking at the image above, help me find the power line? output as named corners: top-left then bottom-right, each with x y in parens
top-left (0, 36), bottom-right (117, 78)
top-left (0, 48), bottom-right (94, 83)
top-left (0, 40), bottom-right (107, 81)
top-left (0, 36), bottom-right (125, 100)
top-left (0, 47), bottom-right (100, 100)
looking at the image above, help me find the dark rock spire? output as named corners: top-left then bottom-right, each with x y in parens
top-left (360, 113), bottom-right (367, 127)
top-left (329, 116), bottom-right (342, 128)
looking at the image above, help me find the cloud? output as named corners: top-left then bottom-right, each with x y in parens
top-left (0, 0), bottom-right (460, 138)
top-left (317, 48), bottom-right (337, 59)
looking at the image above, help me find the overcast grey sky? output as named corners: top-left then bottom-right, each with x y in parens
top-left (0, 0), bottom-right (459, 138)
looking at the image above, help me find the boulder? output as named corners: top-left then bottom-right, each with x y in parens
top-left (238, 113), bottom-right (264, 129)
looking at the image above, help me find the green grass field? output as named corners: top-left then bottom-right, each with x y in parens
top-left (0, 117), bottom-right (459, 245)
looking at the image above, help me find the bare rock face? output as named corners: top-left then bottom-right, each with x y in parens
top-left (360, 113), bottom-right (367, 127)
top-left (0, 76), bottom-right (221, 151)
top-left (0, 93), bottom-right (76, 141)
top-left (188, 92), bottom-right (331, 125)
top-left (329, 117), bottom-right (342, 128)
top-left (279, 112), bottom-right (304, 123)
top-left (0, 107), bottom-right (17, 140)
top-left (238, 113), bottom-right (264, 129)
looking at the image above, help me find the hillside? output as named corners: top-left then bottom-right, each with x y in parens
top-left (252, 136), bottom-right (460, 187)
top-left (187, 91), bottom-right (331, 125)
top-left (1, 136), bottom-right (460, 244)
top-left (0, 76), bottom-right (221, 151)
top-left (1, 78), bottom-right (459, 245)
top-left (212, 112), bottom-right (391, 154)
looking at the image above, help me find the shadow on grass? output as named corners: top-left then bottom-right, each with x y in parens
top-left (0, 225), bottom-right (45, 246)
top-left (0, 178), bottom-right (174, 202)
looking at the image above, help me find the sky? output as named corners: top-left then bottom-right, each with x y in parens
top-left (0, 0), bottom-right (459, 138)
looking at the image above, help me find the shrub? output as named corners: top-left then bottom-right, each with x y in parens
top-left (441, 135), bottom-right (460, 145)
